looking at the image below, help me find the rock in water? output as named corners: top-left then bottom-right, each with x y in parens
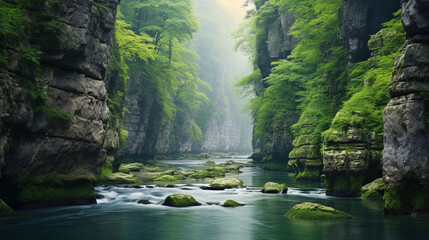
top-left (262, 182), bottom-right (288, 194)
top-left (360, 178), bottom-right (385, 200)
top-left (382, 0), bottom-right (429, 215)
top-left (119, 163), bottom-right (145, 173)
top-left (162, 194), bottom-right (201, 207)
top-left (285, 202), bottom-right (353, 220)
top-left (209, 177), bottom-right (244, 190)
top-left (222, 200), bottom-right (244, 207)
top-left (0, 199), bottom-right (15, 217)
top-left (137, 199), bottom-right (151, 205)
top-left (104, 173), bottom-right (141, 185)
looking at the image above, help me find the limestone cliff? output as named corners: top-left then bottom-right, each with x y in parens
top-left (339, 0), bottom-right (401, 62)
top-left (0, 0), bottom-right (119, 207)
top-left (382, 0), bottom-right (429, 215)
top-left (251, 2), bottom-right (298, 169)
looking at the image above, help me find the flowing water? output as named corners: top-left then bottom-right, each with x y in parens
top-left (1, 157), bottom-right (429, 240)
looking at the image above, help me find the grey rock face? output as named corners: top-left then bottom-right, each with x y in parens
top-left (0, 0), bottom-right (120, 207)
top-left (382, 0), bottom-right (429, 214)
top-left (339, 0), bottom-right (400, 62)
top-left (123, 73), bottom-right (164, 159)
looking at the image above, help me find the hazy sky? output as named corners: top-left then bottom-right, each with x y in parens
top-left (216, 0), bottom-right (253, 22)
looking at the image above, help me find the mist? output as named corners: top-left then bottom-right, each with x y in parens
top-left (191, 0), bottom-right (254, 153)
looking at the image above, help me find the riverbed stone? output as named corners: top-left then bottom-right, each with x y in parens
top-left (285, 202), bottom-right (353, 220)
top-left (360, 178), bottom-right (385, 196)
top-left (104, 172), bottom-right (141, 185)
top-left (119, 163), bottom-right (145, 173)
top-left (222, 200), bottom-right (244, 207)
top-left (262, 182), bottom-right (288, 194)
top-left (209, 177), bottom-right (244, 190)
top-left (162, 194), bottom-right (202, 207)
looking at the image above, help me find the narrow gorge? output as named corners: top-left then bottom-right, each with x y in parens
top-left (0, 0), bottom-right (429, 239)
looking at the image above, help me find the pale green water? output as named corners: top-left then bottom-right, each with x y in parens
top-left (1, 157), bottom-right (428, 240)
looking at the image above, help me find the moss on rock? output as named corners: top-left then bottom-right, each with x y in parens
top-left (119, 163), bottom-right (145, 173)
top-left (151, 175), bottom-right (178, 182)
top-left (262, 182), bottom-right (287, 193)
top-left (209, 177), bottom-right (244, 190)
top-left (326, 172), bottom-right (365, 197)
top-left (285, 202), bottom-right (353, 220)
top-left (162, 194), bottom-right (202, 207)
top-left (149, 170), bottom-right (185, 181)
top-left (360, 178), bottom-right (385, 200)
top-left (103, 172), bottom-right (141, 185)
top-left (222, 200), bottom-right (244, 207)
top-left (384, 185), bottom-right (429, 215)
top-left (0, 199), bottom-right (16, 217)
top-left (361, 189), bottom-right (382, 199)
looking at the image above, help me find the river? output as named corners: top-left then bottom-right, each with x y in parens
top-left (1, 157), bottom-right (428, 240)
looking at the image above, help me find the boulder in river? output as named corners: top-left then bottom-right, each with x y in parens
top-left (285, 202), bottom-right (353, 220)
top-left (360, 178), bottom-right (385, 200)
top-left (137, 199), bottom-right (152, 205)
top-left (119, 163), bottom-right (145, 173)
top-left (262, 182), bottom-right (288, 194)
top-left (208, 177), bottom-right (244, 190)
top-left (104, 173), bottom-right (141, 185)
top-left (222, 200), bottom-right (244, 207)
top-left (162, 194), bottom-right (202, 207)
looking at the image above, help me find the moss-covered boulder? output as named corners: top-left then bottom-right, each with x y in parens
top-left (0, 199), bottom-right (16, 217)
top-left (262, 182), bottom-right (288, 194)
top-left (209, 177), bottom-right (244, 190)
top-left (361, 190), bottom-right (383, 199)
top-left (162, 194), bottom-right (202, 207)
top-left (203, 160), bottom-right (216, 166)
top-left (149, 170), bottom-right (185, 182)
top-left (360, 178), bottom-right (385, 199)
top-left (151, 175), bottom-right (178, 182)
top-left (119, 163), bottom-right (145, 173)
top-left (285, 202), bottom-right (353, 220)
top-left (104, 173), bottom-right (141, 184)
top-left (222, 200), bottom-right (244, 207)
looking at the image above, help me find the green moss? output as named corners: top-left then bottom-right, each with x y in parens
top-left (149, 170), bottom-right (185, 182)
top-left (222, 200), bottom-right (244, 207)
top-left (119, 163), bottom-right (145, 173)
top-left (209, 177), bottom-right (244, 190)
top-left (46, 108), bottom-right (72, 126)
top-left (103, 172), bottom-right (141, 185)
top-left (162, 194), bottom-right (201, 207)
top-left (262, 182), bottom-right (287, 193)
top-left (285, 202), bottom-right (353, 220)
top-left (0, 199), bottom-right (16, 217)
top-left (203, 160), bottom-right (216, 166)
top-left (296, 168), bottom-right (321, 181)
top-left (18, 183), bottom-right (94, 204)
top-left (326, 172), bottom-right (364, 196)
top-left (361, 190), bottom-right (382, 200)
top-left (384, 185), bottom-right (429, 214)
top-left (99, 160), bottom-right (113, 179)
top-left (151, 175), bottom-right (178, 182)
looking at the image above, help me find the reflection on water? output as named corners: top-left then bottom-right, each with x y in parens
top-left (1, 157), bottom-right (428, 240)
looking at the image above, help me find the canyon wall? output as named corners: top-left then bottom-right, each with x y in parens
top-left (0, 0), bottom-right (119, 207)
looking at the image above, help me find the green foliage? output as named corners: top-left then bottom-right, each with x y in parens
top-left (323, 11), bottom-right (405, 140)
top-left (0, 1), bottom-right (73, 128)
top-left (106, 0), bottom-right (212, 152)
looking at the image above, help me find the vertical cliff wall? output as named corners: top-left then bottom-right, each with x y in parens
top-left (0, 0), bottom-right (119, 207)
top-left (339, 0), bottom-right (401, 62)
top-left (383, 0), bottom-right (429, 215)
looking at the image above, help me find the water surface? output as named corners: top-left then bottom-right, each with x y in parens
top-left (1, 157), bottom-right (428, 240)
